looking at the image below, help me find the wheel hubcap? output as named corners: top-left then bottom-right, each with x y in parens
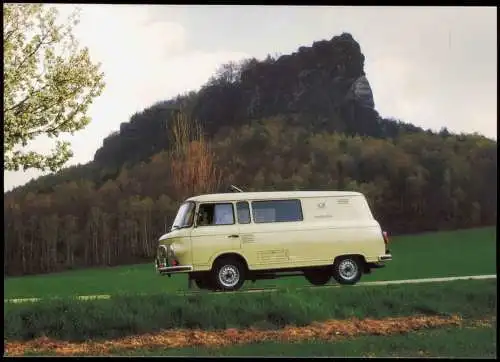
top-left (339, 259), bottom-right (358, 280)
top-left (219, 265), bottom-right (240, 287)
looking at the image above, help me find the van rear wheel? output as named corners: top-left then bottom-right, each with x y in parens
top-left (211, 257), bottom-right (246, 291)
top-left (333, 256), bottom-right (363, 285)
top-left (304, 269), bottom-right (332, 286)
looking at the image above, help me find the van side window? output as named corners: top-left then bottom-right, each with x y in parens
top-left (197, 203), bottom-right (235, 226)
top-left (252, 199), bottom-right (303, 223)
top-left (236, 202), bottom-right (251, 224)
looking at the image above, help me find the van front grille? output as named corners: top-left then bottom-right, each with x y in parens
top-left (157, 245), bottom-right (169, 259)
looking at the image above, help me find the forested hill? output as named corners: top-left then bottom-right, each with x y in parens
top-left (92, 32), bottom-right (424, 171)
top-left (4, 33), bottom-right (497, 276)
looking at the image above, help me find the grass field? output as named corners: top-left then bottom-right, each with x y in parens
top-left (4, 279), bottom-right (496, 342)
top-left (4, 227), bottom-right (496, 299)
top-left (99, 325), bottom-right (498, 358)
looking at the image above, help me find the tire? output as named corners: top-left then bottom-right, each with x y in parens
top-left (211, 257), bottom-right (246, 291)
top-left (304, 269), bottom-right (332, 286)
top-left (333, 256), bottom-right (363, 285)
top-left (194, 275), bottom-right (213, 290)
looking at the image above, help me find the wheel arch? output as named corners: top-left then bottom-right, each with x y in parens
top-left (334, 254), bottom-right (369, 272)
top-left (333, 254), bottom-right (367, 264)
top-left (210, 252), bottom-right (249, 271)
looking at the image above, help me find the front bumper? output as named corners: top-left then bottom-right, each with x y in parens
top-left (155, 244), bottom-right (192, 275)
top-left (156, 264), bottom-right (193, 274)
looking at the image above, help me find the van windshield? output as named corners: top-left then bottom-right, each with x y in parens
top-left (171, 202), bottom-right (195, 230)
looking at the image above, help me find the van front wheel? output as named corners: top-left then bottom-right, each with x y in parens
top-left (333, 256), bottom-right (363, 285)
top-left (304, 269), bottom-right (332, 286)
top-left (194, 276), bottom-right (213, 290)
top-left (212, 258), bottom-right (246, 291)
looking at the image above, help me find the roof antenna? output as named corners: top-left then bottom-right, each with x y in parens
top-left (229, 185), bottom-right (244, 193)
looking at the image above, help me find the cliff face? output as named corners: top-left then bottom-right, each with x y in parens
top-left (348, 75), bottom-right (375, 109)
top-left (233, 32), bottom-right (371, 119)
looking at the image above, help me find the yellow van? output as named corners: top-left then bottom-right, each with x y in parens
top-left (155, 191), bottom-right (392, 291)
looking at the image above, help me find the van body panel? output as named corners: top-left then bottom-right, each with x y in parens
top-left (237, 221), bottom-right (300, 268)
top-left (158, 234), bottom-right (193, 267)
top-left (185, 191), bottom-right (363, 204)
top-left (190, 224), bottom-right (240, 268)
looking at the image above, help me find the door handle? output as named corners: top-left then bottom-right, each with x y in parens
top-left (227, 234), bottom-right (239, 238)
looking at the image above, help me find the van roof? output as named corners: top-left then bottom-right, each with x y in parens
top-left (186, 191), bottom-right (363, 203)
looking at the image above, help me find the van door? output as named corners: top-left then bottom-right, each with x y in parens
top-left (234, 201), bottom-right (263, 267)
top-left (190, 202), bottom-right (240, 269)
top-left (237, 200), bottom-right (301, 269)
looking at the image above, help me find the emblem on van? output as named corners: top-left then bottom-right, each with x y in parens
top-left (317, 201), bottom-right (326, 209)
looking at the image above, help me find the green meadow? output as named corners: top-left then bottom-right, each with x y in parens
top-left (4, 279), bottom-right (497, 342)
top-left (4, 227), bottom-right (496, 300)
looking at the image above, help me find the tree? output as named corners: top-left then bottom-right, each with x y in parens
top-left (208, 61), bottom-right (242, 86)
top-left (3, 4), bottom-right (105, 172)
top-left (169, 111), bottom-right (221, 202)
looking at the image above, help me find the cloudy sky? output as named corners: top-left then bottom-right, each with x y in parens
top-left (4, 5), bottom-right (497, 191)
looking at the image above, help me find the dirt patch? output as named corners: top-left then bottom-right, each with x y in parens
top-left (4, 314), bottom-right (471, 356)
